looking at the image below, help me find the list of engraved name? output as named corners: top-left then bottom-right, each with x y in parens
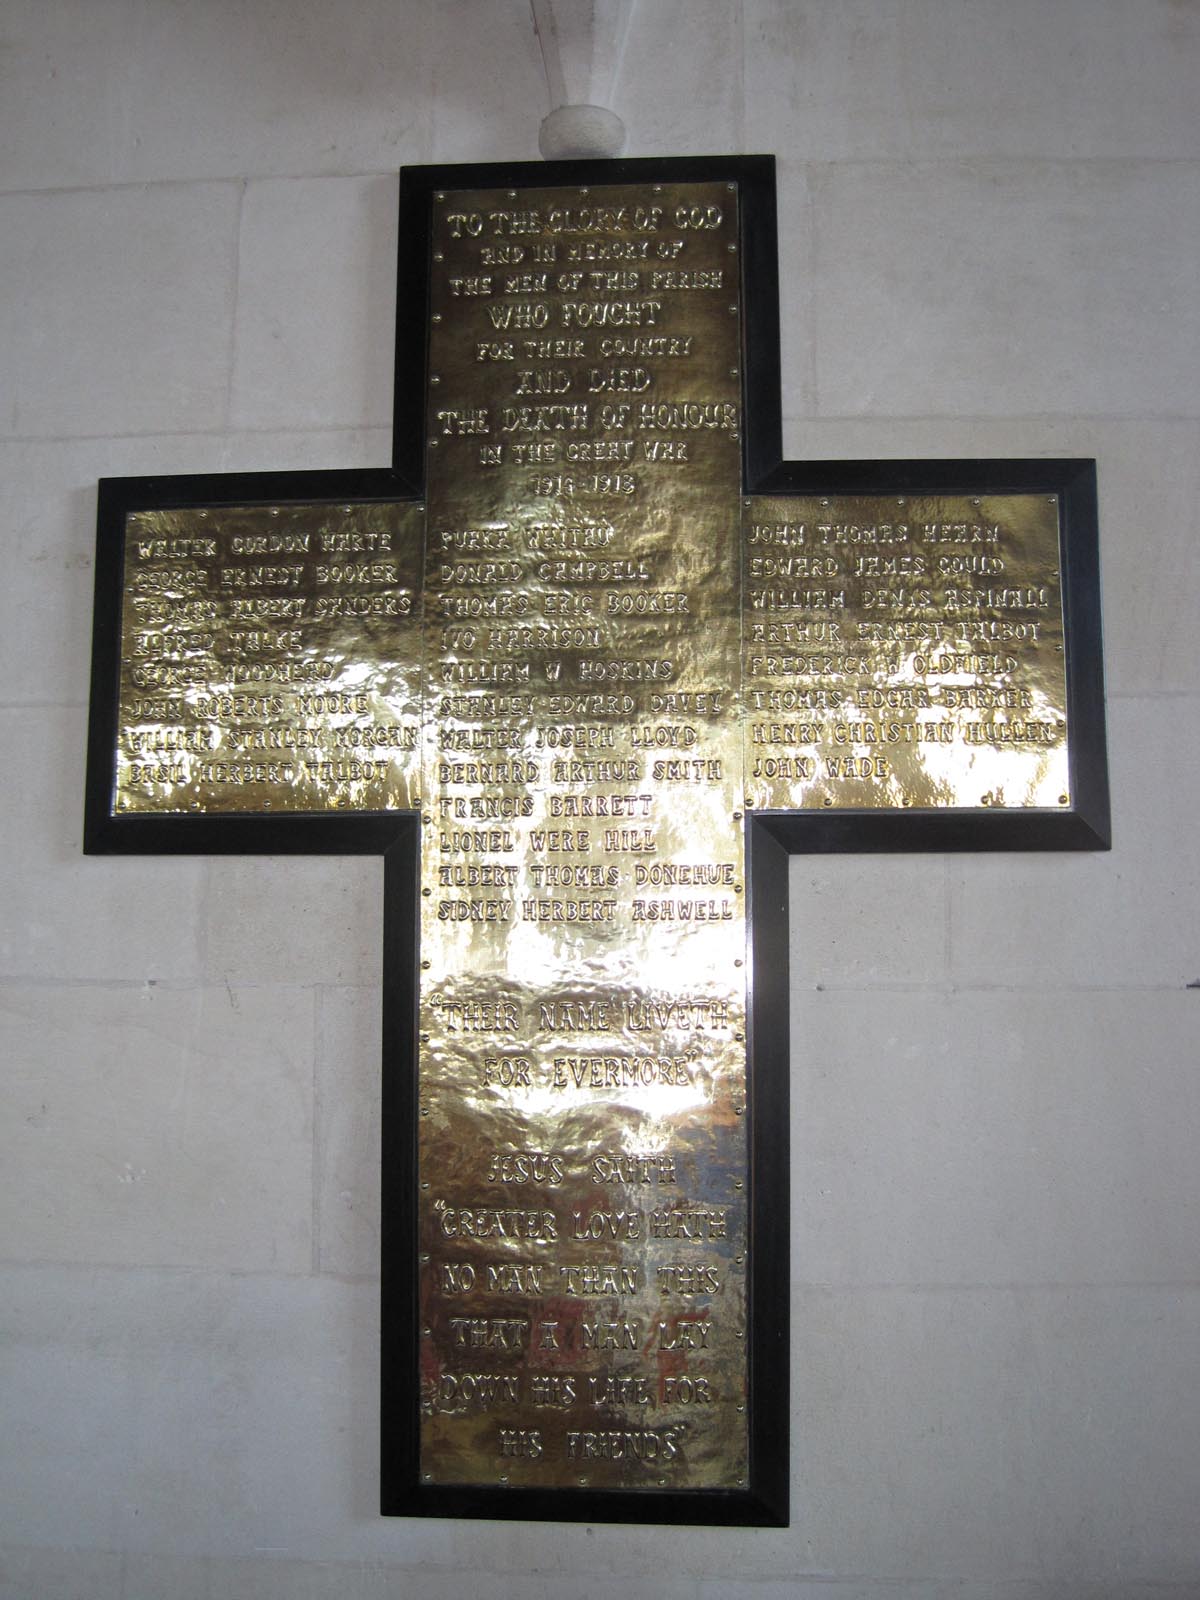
top-left (416, 182), bottom-right (749, 1490)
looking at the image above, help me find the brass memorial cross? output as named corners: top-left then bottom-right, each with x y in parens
top-left (85, 156), bottom-right (1109, 1528)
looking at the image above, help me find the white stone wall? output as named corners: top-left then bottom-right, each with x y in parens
top-left (2, 2), bottom-right (1197, 1595)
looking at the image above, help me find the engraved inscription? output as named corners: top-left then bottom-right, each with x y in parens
top-left (742, 495), bottom-right (1069, 810)
top-left (417, 180), bottom-right (748, 1492)
top-left (114, 503), bottom-right (424, 813)
top-left (102, 178), bottom-right (1079, 1509)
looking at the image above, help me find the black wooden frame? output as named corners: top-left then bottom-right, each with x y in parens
top-left (84, 153), bottom-right (1109, 1531)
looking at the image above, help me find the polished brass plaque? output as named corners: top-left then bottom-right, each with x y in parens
top-left (114, 502), bottom-right (424, 813)
top-left (418, 182), bottom-right (748, 1490)
top-left (104, 184), bottom-right (1078, 1499)
top-left (743, 494), bottom-right (1069, 811)
top-left (86, 154), bottom-right (1111, 1526)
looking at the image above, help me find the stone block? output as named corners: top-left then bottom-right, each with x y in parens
top-left (746, 0), bottom-right (1200, 162)
top-left (789, 853), bottom-right (947, 989)
top-left (613, 0), bottom-right (743, 158)
top-left (315, 985), bottom-right (383, 1279)
top-left (0, 184), bottom-right (239, 439)
top-left (793, 988), bottom-right (1200, 1285)
top-left (793, 1283), bottom-right (1200, 1580)
top-left (231, 177), bottom-right (398, 432)
top-left (0, 1546), bottom-right (124, 1600)
top-left (0, 0), bottom-right (432, 191)
top-left (811, 161), bottom-right (1200, 420)
top-left (0, 982), bottom-right (313, 1270)
top-left (427, 0), bottom-right (545, 164)
top-left (201, 858), bottom-right (382, 989)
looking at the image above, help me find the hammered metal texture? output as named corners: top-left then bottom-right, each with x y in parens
top-left (114, 502), bottom-right (424, 813)
top-left (743, 494), bottom-right (1069, 811)
top-left (103, 176), bottom-right (1078, 1505)
top-left (418, 181), bottom-right (749, 1491)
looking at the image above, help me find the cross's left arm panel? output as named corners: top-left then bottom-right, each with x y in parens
top-left (85, 473), bottom-right (426, 851)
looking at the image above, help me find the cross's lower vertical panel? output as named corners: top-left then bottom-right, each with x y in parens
top-left (413, 180), bottom-right (751, 1501)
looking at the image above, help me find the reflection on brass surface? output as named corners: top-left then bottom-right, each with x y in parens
top-left (114, 502), bottom-right (424, 813)
top-left (418, 181), bottom-right (748, 1491)
top-left (743, 494), bottom-right (1069, 810)
top-left (103, 176), bottom-right (1078, 1505)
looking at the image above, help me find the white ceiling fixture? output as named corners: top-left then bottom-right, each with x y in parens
top-left (530, 0), bottom-right (634, 158)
